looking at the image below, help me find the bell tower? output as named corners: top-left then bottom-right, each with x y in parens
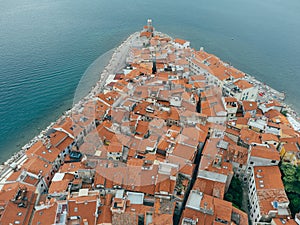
top-left (147, 19), bottom-right (153, 32)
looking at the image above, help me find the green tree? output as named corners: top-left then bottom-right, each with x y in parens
top-left (280, 163), bottom-right (300, 216)
top-left (288, 193), bottom-right (300, 216)
top-left (225, 177), bottom-right (243, 209)
top-left (281, 163), bottom-right (296, 182)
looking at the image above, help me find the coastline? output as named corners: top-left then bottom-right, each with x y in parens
top-left (0, 31), bottom-right (141, 182)
top-left (1, 30), bottom-right (300, 181)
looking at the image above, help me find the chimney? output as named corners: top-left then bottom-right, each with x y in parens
top-left (83, 219), bottom-right (89, 225)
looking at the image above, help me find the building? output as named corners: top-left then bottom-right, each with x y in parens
top-left (180, 190), bottom-right (248, 225)
top-left (248, 166), bottom-right (290, 224)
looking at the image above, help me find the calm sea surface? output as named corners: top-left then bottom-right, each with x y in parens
top-left (0, 0), bottom-right (300, 162)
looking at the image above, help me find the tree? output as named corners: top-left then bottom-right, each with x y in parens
top-left (281, 163), bottom-right (296, 180)
top-left (288, 193), bottom-right (300, 216)
top-left (225, 177), bottom-right (243, 210)
top-left (280, 163), bottom-right (300, 216)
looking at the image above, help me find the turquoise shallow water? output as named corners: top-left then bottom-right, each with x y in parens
top-left (0, 0), bottom-right (300, 162)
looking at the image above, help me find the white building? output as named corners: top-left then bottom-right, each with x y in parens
top-left (222, 97), bottom-right (238, 120)
top-left (248, 166), bottom-right (290, 224)
top-left (223, 79), bottom-right (258, 101)
top-left (173, 38), bottom-right (190, 49)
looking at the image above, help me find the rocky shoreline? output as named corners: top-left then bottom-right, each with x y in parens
top-left (1, 29), bottom-right (299, 180)
top-left (0, 31), bottom-right (141, 179)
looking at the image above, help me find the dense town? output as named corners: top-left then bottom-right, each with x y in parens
top-left (0, 20), bottom-right (299, 225)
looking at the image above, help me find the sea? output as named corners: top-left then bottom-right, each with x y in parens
top-left (0, 0), bottom-right (300, 162)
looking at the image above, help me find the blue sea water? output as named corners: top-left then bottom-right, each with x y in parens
top-left (0, 0), bottom-right (300, 162)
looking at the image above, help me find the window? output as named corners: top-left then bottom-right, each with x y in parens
top-left (271, 160), bottom-right (276, 164)
top-left (74, 207), bottom-right (78, 212)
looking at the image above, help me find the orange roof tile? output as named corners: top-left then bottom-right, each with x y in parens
top-left (68, 195), bottom-right (98, 225)
top-left (107, 142), bottom-right (123, 153)
top-left (48, 180), bottom-right (70, 194)
top-left (254, 166), bottom-right (285, 190)
top-left (234, 79), bottom-right (253, 90)
top-left (0, 188), bottom-right (36, 225)
top-left (31, 203), bottom-right (57, 225)
top-left (22, 155), bottom-right (53, 178)
top-left (240, 128), bottom-right (261, 145)
top-left (261, 133), bottom-right (279, 142)
top-left (251, 145), bottom-right (280, 161)
top-left (172, 143), bottom-right (196, 161)
top-left (174, 38), bottom-right (188, 45)
top-left (140, 31), bottom-right (152, 38)
top-left (242, 100), bottom-right (257, 111)
top-left (60, 162), bottom-right (85, 173)
top-left (208, 64), bottom-right (230, 81)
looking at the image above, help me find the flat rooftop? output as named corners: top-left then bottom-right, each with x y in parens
top-left (197, 170), bottom-right (227, 183)
top-left (127, 191), bottom-right (144, 205)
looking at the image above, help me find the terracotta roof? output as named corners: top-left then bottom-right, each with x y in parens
top-left (253, 166), bottom-right (289, 215)
top-left (48, 179), bottom-right (70, 194)
top-left (26, 141), bottom-right (61, 163)
top-left (31, 203), bottom-right (57, 225)
top-left (22, 155), bottom-right (53, 177)
top-left (226, 67), bottom-right (245, 79)
top-left (68, 195), bottom-right (98, 225)
top-left (282, 142), bottom-right (299, 153)
top-left (97, 205), bottom-right (112, 224)
top-left (242, 101), bottom-right (257, 112)
top-left (272, 218), bottom-right (298, 225)
top-left (265, 100), bottom-right (282, 108)
top-left (155, 174), bottom-right (176, 194)
top-left (53, 117), bottom-right (74, 137)
top-left (60, 162), bottom-right (85, 173)
top-left (56, 136), bottom-right (73, 151)
top-left (240, 128), bottom-right (261, 145)
top-left (251, 145), bottom-right (280, 161)
top-left (172, 143), bottom-right (196, 161)
top-left (254, 166), bottom-right (285, 190)
top-left (140, 31), bottom-right (152, 38)
top-left (224, 97), bottom-right (238, 103)
top-left (265, 109), bottom-right (290, 125)
top-left (193, 177), bottom-right (226, 199)
top-left (0, 187), bottom-right (36, 225)
top-left (261, 133), bottom-right (279, 142)
top-left (226, 143), bottom-right (248, 165)
top-left (234, 79), bottom-right (253, 90)
top-left (194, 50), bottom-right (212, 61)
top-left (107, 142), bottom-right (123, 153)
top-left (181, 191), bottom-right (248, 225)
top-left (174, 38), bottom-right (188, 45)
top-left (225, 127), bottom-right (240, 136)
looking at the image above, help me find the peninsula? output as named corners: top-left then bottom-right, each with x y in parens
top-left (0, 20), bottom-right (299, 225)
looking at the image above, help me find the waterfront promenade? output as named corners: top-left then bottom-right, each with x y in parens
top-left (0, 32), bottom-right (141, 187)
top-left (1, 29), bottom-right (299, 189)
